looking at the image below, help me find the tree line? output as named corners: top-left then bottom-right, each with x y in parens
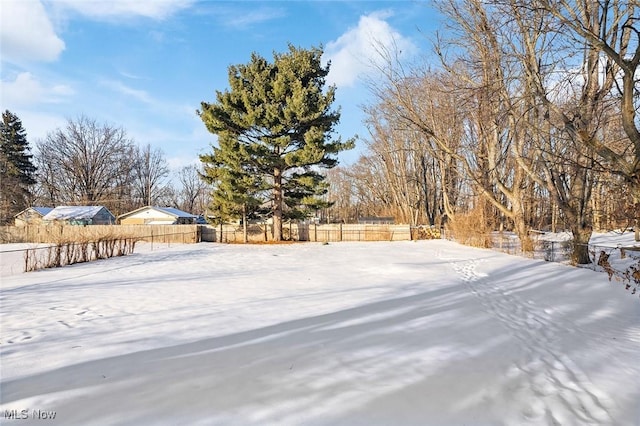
top-left (2, 1), bottom-right (637, 253)
top-left (1, 111), bottom-right (210, 224)
top-left (323, 0), bottom-right (639, 261)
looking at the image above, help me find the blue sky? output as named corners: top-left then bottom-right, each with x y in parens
top-left (1, 0), bottom-right (442, 172)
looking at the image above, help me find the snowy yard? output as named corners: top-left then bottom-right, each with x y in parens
top-left (1, 239), bottom-right (638, 425)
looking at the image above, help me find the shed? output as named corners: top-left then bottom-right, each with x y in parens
top-left (118, 206), bottom-right (199, 225)
top-left (42, 206), bottom-right (116, 225)
top-left (14, 207), bottom-right (54, 226)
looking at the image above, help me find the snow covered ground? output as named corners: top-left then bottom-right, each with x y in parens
top-left (1, 239), bottom-right (638, 425)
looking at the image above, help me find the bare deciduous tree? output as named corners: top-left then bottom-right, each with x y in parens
top-left (164, 165), bottom-right (211, 214)
top-left (532, 0), bottom-right (640, 241)
top-left (489, 0), bottom-right (607, 263)
top-left (363, 1), bottom-right (536, 250)
top-left (132, 143), bottom-right (170, 207)
top-left (35, 116), bottom-right (136, 213)
top-left (323, 167), bottom-right (359, 223)
top-left (313, 1), bottom-right (639, 255)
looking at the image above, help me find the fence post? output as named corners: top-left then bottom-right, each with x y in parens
top-left (340, 223), bottom-right (343, 242)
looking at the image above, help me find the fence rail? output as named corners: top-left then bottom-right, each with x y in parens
top-left (200, 223), bottom-right (416, 243)
top-left (0, 225), bottom-right (200, 244)
top-left (0, 223), bottom-right (452, 244)
top-left (0, 224), bottom-right (439, 245)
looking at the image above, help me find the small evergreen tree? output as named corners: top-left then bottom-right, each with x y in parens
top-left (200, 137), bottom-right (266, 242)
top-left (0, 110), bottom-right (37, 224)
top-left (199, 45), bottom-right (354, 241)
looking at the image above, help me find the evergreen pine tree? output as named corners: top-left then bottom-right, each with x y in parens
top-left (200, 137), bottom-right (266, 242)
top-left (0, 110), bottom-right (37, 224)
top-left (199, 45), bottom-right (354, 240)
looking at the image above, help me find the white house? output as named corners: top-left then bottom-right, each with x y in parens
top-left (42, 206), bottom-right (116, 225)
top-left (118, 206), bottom-right (199, 225)
top-left (14, 206), bottom-right (54, 226)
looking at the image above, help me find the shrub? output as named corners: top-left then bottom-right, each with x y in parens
top-left (24, 232), bottom-right (138, 272)
top-left (446, 207), bottom-right (492, 248)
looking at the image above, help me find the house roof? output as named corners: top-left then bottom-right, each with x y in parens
top-left (118, 206), bottom-right (198, 220)
top-left (32, 206), bottom-right (54, 216)
top-left (155, 207), bottom-right (198, 218)
top-left (43, 206), bottom-right (113, 221)
top-left (14, 206), bottom-right (54, 217)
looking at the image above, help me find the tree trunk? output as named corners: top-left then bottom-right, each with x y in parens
top-left (514, 217), bottom-right (534, 253)
top-left (571, 223), bottom-right (593, 265)
top-left (273, 168), bottom-right (283, 241)
top-left (633, 187), bottom-right (640, 242)
top-left (242, 203), bottom-right (248, 244)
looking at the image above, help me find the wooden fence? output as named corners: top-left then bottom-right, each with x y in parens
top-left (0, 225), bottom-right (200, 244)
top-left (1, 224), bottom-right (418, 244)
top-left (200, 223), bottom-right (413, 243)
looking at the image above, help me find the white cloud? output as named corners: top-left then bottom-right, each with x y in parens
top-left (118, 70), bottom-right (145, 80)
top-left (224, 7), bottom-right (285, 29)
top-left (52, 0), bottom-right (194, 20)
top-left (0, 72), bottom-right (74, 107)
top-left (194, 4), bottom-right (284, 29)
top-left (0, 0), bottom-right (194, 64)
top-left (0, 0), bottom-right (65, 64)
top-left (324, 11), bottom-right (417, 88)
top-left (100, 80), bottom-right (154, 104)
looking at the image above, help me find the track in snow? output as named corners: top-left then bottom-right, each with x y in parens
top-left (439, 250), bottom-right (615, 426)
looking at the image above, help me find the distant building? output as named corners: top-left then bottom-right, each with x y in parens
top-left (118, 206), bottom-right (199, 225)
top-left (14, 207), bottom-right (54, 226)
top-left (42, 206), bottom-right (115, 225)
top-left (357, 216), bottom-right (395, 225)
